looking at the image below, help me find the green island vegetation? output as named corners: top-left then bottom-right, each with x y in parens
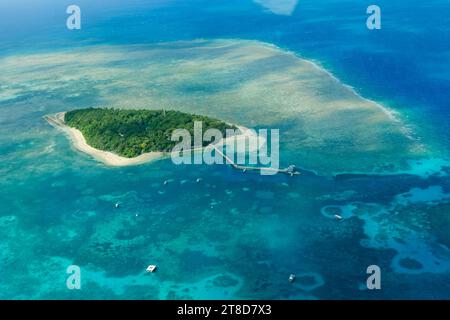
top-left (65, 108), bottom-right (237, 158)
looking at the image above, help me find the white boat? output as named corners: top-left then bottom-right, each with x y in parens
top-left (115, 203), bottom-right (120, 208)
top-left (334, 214), bottom-right (343, 220)
top-left (146, 265), bottom-right (157, 273)
top-left (289, 274), bottom-right (296, 283)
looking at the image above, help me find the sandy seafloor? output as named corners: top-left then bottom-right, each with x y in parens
top-left (1, 0), bottom-right (450, 299)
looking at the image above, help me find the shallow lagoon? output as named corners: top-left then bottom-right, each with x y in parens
top-left (0, 39), bottom-right (427, 174)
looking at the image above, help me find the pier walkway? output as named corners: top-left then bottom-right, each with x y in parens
top-left (210, 145), bottom-right (300, 176)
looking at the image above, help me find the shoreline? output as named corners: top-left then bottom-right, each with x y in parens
top-left (44, 112), bottom-right (252, 167)
top-left (45, 112), bottom-right (166, 167)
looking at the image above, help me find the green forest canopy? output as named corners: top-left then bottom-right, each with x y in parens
top-left (65, 108), bottom-right (237, 158)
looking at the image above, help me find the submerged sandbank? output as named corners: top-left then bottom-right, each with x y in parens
top-left (3, 39), bottom-right (430, 174)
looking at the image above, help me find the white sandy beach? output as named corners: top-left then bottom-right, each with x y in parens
top-left (45, 112), bottom-right (165, 167)
top-left (45, 112), bottom-right (252, 167)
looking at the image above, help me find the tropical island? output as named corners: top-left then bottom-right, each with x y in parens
top-left (45, 108), bottom-right (239, 166)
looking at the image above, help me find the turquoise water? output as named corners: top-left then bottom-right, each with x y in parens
top-left (1, 0), bottom-right (450, 299)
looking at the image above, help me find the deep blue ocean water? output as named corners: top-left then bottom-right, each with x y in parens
top-left (1, 0), bottom-right (450, 299)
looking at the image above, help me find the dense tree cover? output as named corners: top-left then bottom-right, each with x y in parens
top-left (65, 108), bottom-right (236, 158)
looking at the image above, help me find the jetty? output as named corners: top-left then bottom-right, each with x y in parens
top-left (210, 145), bottom-right (300, 176)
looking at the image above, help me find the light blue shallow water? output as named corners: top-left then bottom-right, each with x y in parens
top-left (1, 0), bottom-right (450, 299)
